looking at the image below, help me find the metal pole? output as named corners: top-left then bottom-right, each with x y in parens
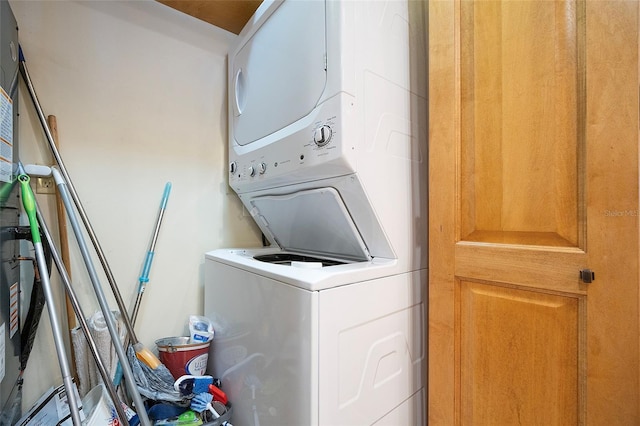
top-left (18, 174), bottom-right (82, 426)
top-left (131, 182), bottom-right (171, 326)
top-left (18, 48), bottom-right (151, 425)
top-left (51, 168), bottom-right (151, 426)
top-left (35, 199), bottom-right (130, 426)
top-left (18, 46), bottom-right (146, 358)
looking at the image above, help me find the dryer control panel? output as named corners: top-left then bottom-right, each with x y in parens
top-left (228, 96), bottom-right (357, 194)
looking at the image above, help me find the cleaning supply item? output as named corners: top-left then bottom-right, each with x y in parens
top-left (126, 345), bottom-right (185, 404)
top-left (189, 393), bottom-right (231, 425)
top-left (131, 182), bottom-right (172, 326)
top-left (47, 114), bottom-right (78, 380)
top-left (26, 170), bottom-right (131, 424)
top-left (18, 174), bottom-right (83, 425)
top-left (147, 403), bottom-right (187, 422)
top-left (82, 384), bottom-right (117, 426)
top-left (47, 166), bottom-right (152, 425)
top-left (154, 410), bottom-right (203, 425)
top-left (189, 393), bottom-right (217, 417)
top-left (188, 316), bottom-right (214, 343)
top-left (115, 182), bottom-right (170, 387)
top-left (208, 384), bottom-right (228, 405)
top-left (21, 163), bottom-right (145, 424)
top-left (174, 375), bottom-right (214, 396)
top-left (156, 337), bottom-right (211, 380)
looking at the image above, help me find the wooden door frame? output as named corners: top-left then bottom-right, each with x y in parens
top-left (428, 0), bottom-right (458, 422)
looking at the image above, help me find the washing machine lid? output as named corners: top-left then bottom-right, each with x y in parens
top-left (249, 187), bottom-right (370, 261)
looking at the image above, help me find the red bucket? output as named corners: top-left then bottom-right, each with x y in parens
top-left (155, 336), bottom-right (210, 380)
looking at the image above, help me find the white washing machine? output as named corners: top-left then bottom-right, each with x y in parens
top-left (204, 0), bottom-right (428, 424)
top-left (204, 248), bottom-right (426, 426)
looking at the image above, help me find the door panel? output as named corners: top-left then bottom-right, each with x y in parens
top-left (429, 0), bottom-right (639, 424)
top-left (455, 243), bottom-right (586, 294)
top-left (459, 280), bottom-right (583, 424)
top-left (459, 0), bottom-right (584, 247)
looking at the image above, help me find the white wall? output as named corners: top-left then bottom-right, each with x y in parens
top-left (9, 0), bottom-right (261, 409)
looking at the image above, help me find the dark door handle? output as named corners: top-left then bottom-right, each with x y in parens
top-left (580, 269), bottom-right (595, 283)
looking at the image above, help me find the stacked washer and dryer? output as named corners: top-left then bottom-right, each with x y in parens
top-left (204, 1), bottom-right (428, 425)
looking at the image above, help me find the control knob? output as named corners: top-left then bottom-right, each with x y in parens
top-left (248, 165), bottom-right (256, 177)
top-left (313, 125), bottom-right (333, 147)
top-left (229, 161), bottom-right (237, 174)
top-left (258, 162), bottom-right (267, 174)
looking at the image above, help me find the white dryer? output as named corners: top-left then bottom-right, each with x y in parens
top-left (204, 0), bottom-right (428, 424)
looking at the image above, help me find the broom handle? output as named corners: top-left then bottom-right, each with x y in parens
top-left (48, 115), bottom-right (78, 380)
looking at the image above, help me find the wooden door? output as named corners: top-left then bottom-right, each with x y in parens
top-left (428, 0), bottom-right (639, 424)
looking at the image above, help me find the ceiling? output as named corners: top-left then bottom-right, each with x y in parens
top-left (157, 0), bottom-right (262, 34)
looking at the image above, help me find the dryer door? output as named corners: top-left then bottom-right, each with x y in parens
top-left (231, 0), bottom-right (327, 146)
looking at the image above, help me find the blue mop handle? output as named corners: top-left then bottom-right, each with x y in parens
top-left (116, 182), bottom-right (171, 384)
top-left (138, 252), bottom-right (154, 285)
top-left (138, 182), bottom-right (171, 288)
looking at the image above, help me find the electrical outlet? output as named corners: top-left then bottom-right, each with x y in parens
top-left (36, 177), bottom-right (56, 194)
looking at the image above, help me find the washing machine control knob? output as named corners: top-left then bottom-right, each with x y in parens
top-left (258, 162), bottom-right (267, 174)
top-left (229, 161), bottom-right (237, 174)
top-left (248, 165), bottom-right (256, 177)
top-left (313, 125), bottom-right (333, 147)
